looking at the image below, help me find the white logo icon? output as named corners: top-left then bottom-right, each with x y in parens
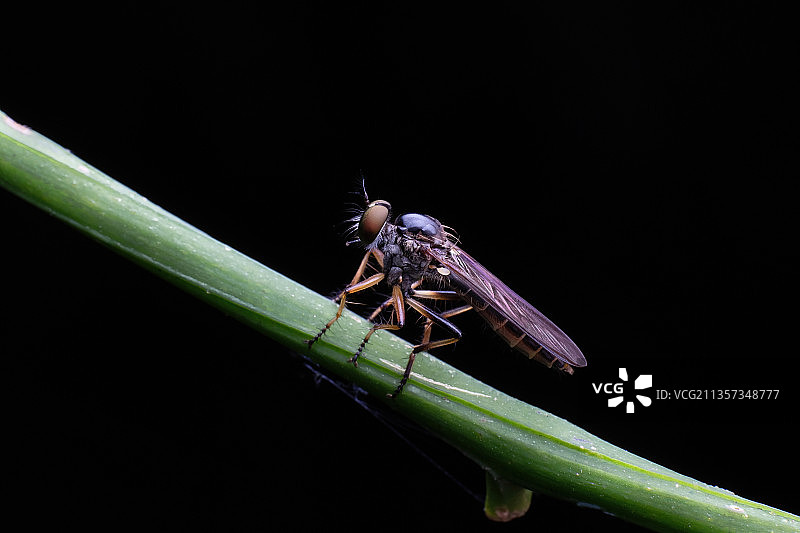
top-left (607, 368), bottom-right (653, 413)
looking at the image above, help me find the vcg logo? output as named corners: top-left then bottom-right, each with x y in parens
top-left (592, 368), bottom-right (653, 413)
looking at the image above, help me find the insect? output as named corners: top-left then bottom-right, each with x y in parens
top-left (306, 186), bottom-right (587, 398)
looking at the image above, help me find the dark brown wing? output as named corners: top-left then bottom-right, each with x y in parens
top-left (426, 244), bottom-right (587, 368)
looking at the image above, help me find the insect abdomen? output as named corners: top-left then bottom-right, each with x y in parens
top-left (466, 296), bottom-right (575, 375)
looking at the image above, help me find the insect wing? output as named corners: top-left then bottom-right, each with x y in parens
top-left (428, 245), bottom-right (587, 367)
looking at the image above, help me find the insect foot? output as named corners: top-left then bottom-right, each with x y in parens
top-left (304, 328), bottom-right (327, 349)
top-left (348, 341), bottom-right (369, 367)
top-left (386, 381), bottom-right (407, 399)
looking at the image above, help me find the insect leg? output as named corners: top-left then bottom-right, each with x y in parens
top-left (411, 289), bottom-right (461, 301)
top-left (334, 249), bottom-right (383, 301)
top-left (306, 272), bottom-right (385, 348)
top-left (411, 290), bottom-right (473, 317)
top-left (371, 248), bottom-right (385, 269)
top-left (351, 284), bottom-right (405, 366)
top-left (410, 288), bottom-right (471, 344)
top-left (387, 297), bottom-right (462, 398)
top-left (367, 296), bottom-right (395, 322)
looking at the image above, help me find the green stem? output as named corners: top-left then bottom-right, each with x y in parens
top-left (484, 471), bottom-right (533, 522)
top-left (1, 110), bottom-right (797, 532)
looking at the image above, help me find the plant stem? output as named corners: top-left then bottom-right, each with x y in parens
top-left (1, 110), bottom-right (797, 532)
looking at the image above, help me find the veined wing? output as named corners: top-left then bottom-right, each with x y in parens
top-left (427, 244), bottom-right (587, 368)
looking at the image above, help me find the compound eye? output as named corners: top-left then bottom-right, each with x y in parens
top-left (358, 201), bottom-right (390, 244)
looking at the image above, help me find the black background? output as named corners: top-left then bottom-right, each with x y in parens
top-left (3, 4), bottom-right (797, 531)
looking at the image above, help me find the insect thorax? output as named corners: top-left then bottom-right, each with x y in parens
top-left (380, 225), bottom-right (433, 293)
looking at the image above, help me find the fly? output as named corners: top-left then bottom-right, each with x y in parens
top-left (306, 186), bottom-right (587, 398)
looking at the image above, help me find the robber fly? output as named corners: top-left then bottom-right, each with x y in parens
top-left (306, 186), bottom-right (587, 398)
